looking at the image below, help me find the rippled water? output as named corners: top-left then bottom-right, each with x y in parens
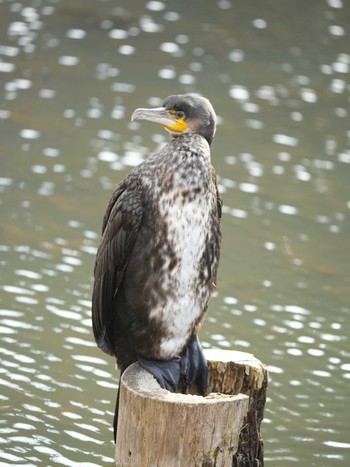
top-left (1, 0), bottom-right (350, 465)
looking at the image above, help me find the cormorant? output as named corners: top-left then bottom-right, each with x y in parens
top-left (92, 94), bottom-right (222, 441)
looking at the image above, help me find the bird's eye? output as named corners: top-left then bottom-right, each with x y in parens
top-left (177, 110), bottom-right (185, 119)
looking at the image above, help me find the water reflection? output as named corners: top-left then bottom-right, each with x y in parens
top-left (1, 0), bottom-right (350, 465)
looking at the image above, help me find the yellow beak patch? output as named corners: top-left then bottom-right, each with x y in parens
top-left (162, 113), bottom-right (188, 133)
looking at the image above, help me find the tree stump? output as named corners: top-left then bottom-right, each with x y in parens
top-left (205, 350), bottom-right (268, 466)
top-left (115, 349), bottom-right (268, 467)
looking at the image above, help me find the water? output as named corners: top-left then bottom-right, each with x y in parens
top-left (1, 0), bottom-right (349, 465)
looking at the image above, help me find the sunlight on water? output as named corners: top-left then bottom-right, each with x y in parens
top-left (1, 0), bottom-right (349, 465)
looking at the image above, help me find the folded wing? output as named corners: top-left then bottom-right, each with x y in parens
top-left (92, 187), bottom-right (143, 355)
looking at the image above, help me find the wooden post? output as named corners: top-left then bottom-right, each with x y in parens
top-left (115, 349), bottom-right (268, 467)
top-left (206, 350), bottom-right (268, 466)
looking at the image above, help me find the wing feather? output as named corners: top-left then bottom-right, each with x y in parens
top-left (92, 187), bottom-right (143, 355)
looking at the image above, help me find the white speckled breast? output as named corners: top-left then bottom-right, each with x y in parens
top-left (145, 135), bottom-right (218, 358)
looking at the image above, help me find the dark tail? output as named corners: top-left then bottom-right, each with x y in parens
top-left (113, 383), bottom-right (121, 443)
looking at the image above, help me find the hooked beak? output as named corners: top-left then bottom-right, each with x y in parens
top-left (131, 107), bottom-right (173, 126)
top-left (131, 107), bottom-right (187, 133)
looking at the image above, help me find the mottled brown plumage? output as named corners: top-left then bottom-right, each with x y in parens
top-left (91, 94), bottom-right (222, 440)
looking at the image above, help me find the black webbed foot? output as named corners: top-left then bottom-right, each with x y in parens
top-left (180, 336), bottom-right (208, 395)
top-left (138, 356), bottom-right (181, 391)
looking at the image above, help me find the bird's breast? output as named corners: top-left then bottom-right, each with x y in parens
top-left (142, 158), bottom-right (217, 358)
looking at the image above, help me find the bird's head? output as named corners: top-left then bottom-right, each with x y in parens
top-left (131, 94), bottom-right (216, 145)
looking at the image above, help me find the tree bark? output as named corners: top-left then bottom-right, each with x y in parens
top-left (205, 350), bottom-right (268, 466)
top-left (115, 349), bottom-right (268, 467)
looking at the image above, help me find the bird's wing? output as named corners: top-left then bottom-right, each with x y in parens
top-left (92, 186), bottom-right (143, 355)
top-left (211, 164), bottom-right (223, 219)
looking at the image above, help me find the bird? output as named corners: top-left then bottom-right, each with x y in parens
top-left (91, 93), bottom-right (222, 441)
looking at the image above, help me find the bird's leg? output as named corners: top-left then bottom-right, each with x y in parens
top-left (137, 337), bottom-right (208, 395)
top-left (137, 356), bottom-right (181, 391)
top-left (180, 336), bottom-right (208, 395)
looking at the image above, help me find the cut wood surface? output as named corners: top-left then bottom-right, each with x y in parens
top-left (115, 349), bottom-right (268, 467)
